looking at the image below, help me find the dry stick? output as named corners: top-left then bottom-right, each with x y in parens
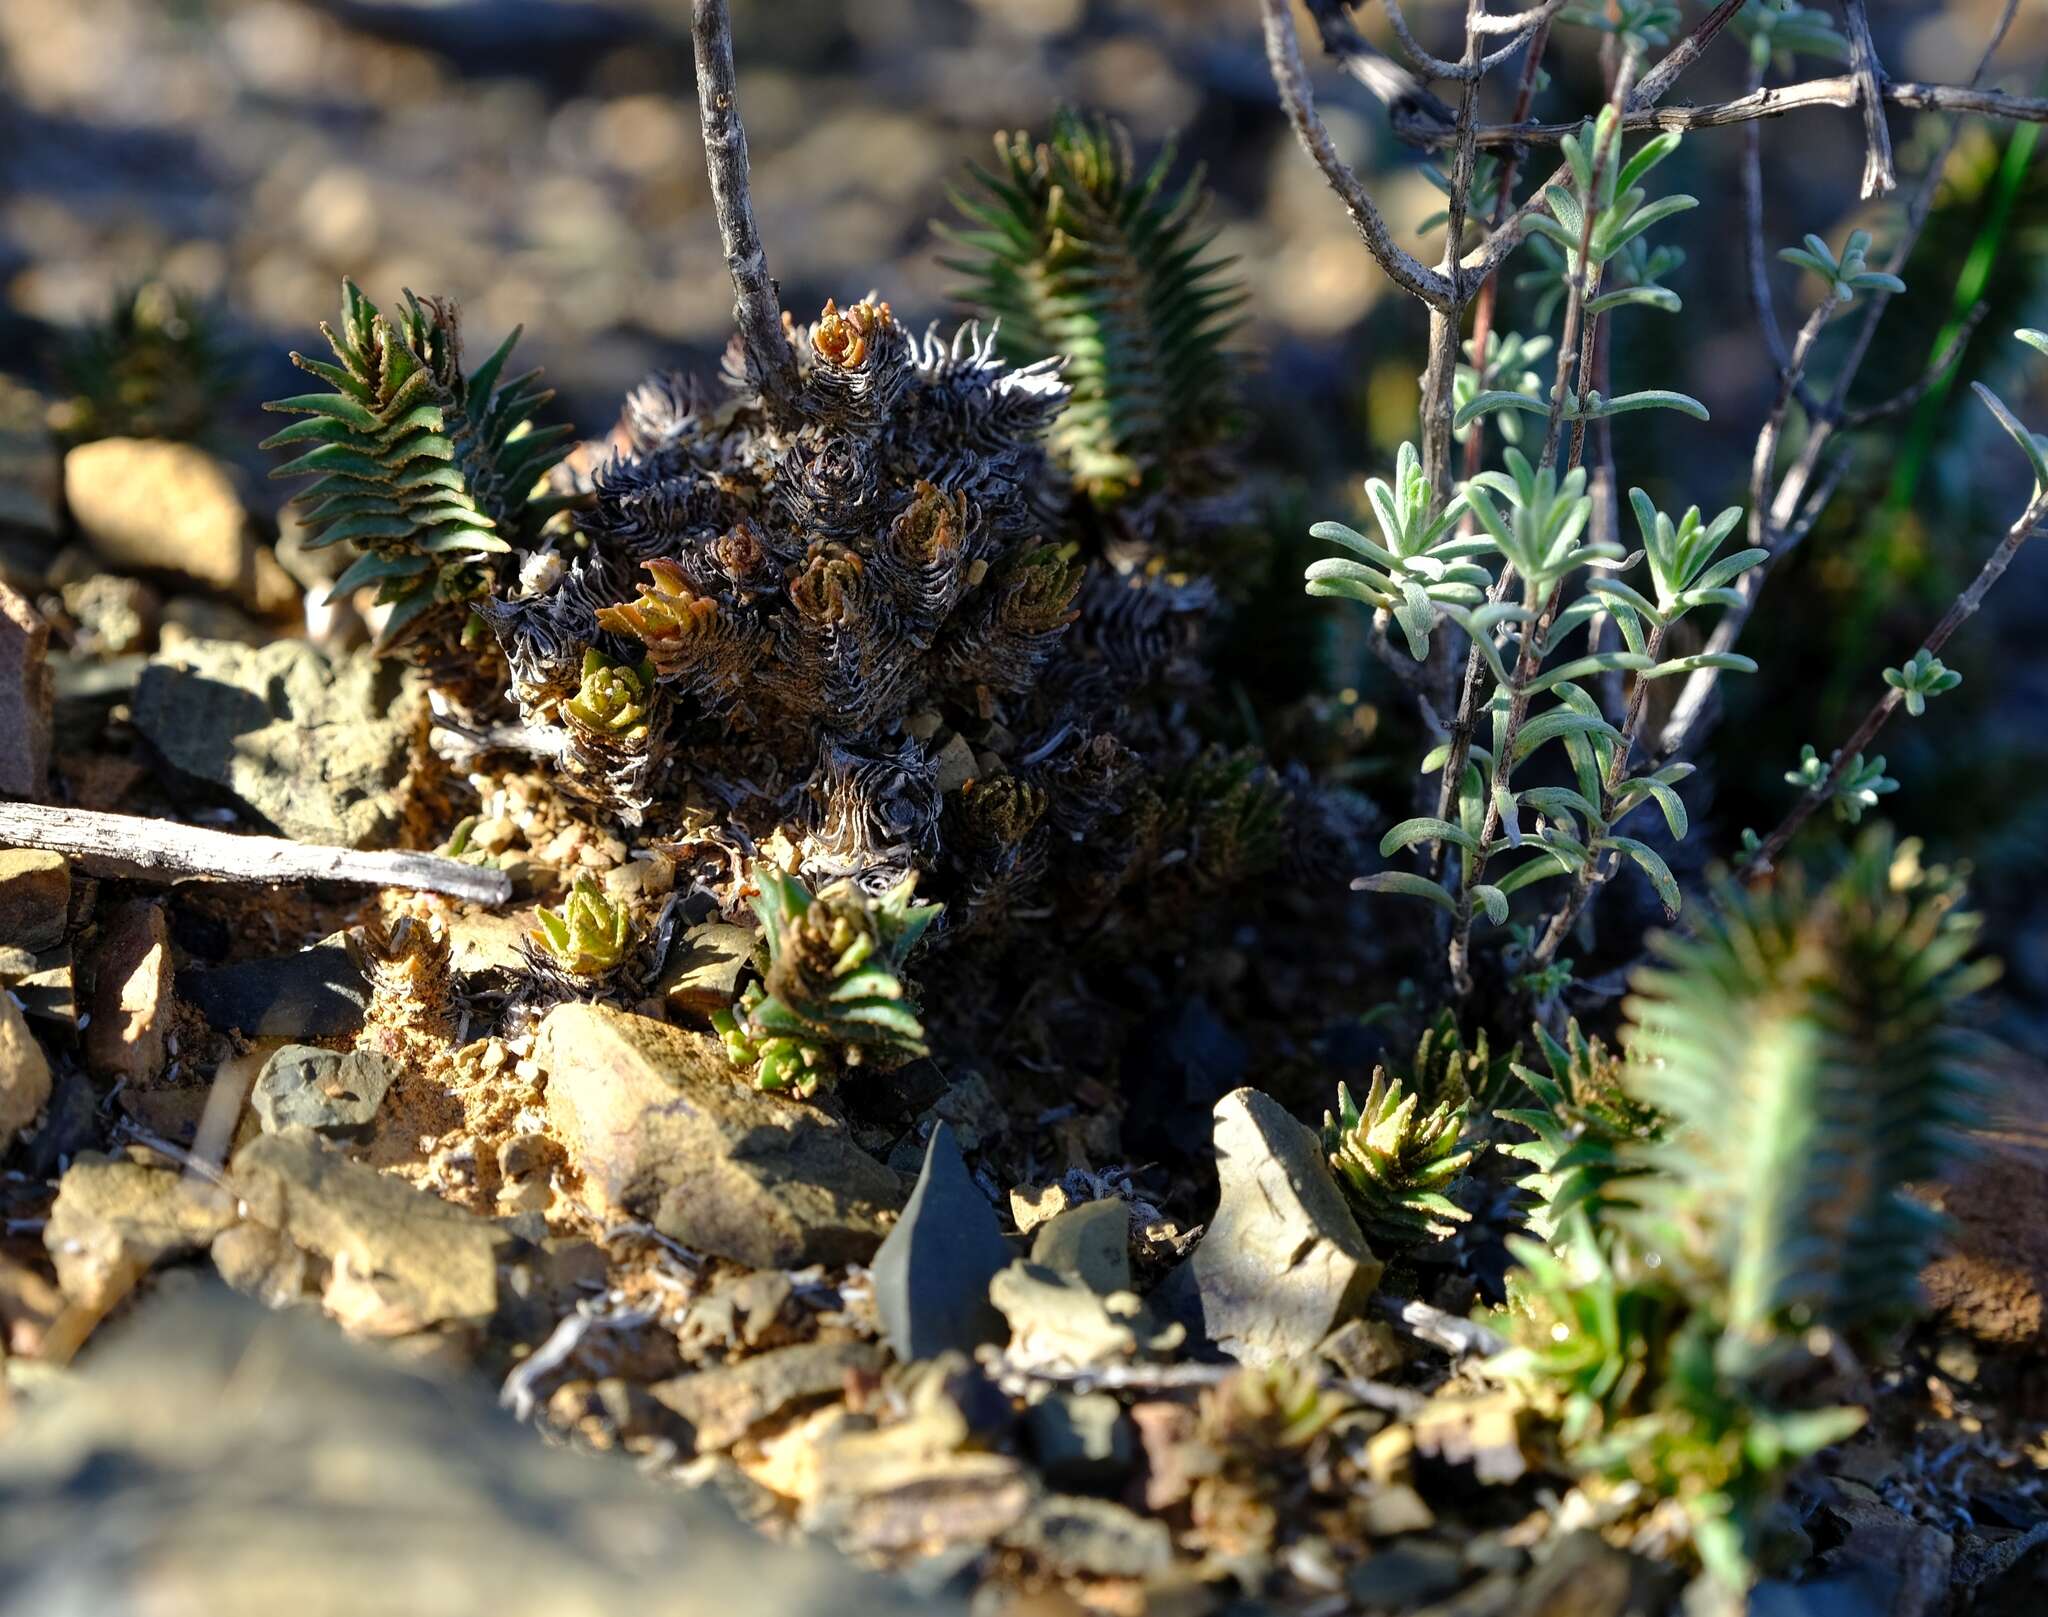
top-left (1263, 0), bottom-right (1453, 308)
top-left (1657, 0), bottom-right (2024, 756)
top-left (1303, 0), bottom-right (1454, 123)
top-left (0, 802), bottom-right (513, 904)
top-left (1431, 76), bottom-right (2048, 147)
top-left (1420, 1), bottom-right (1490, 509)
top-left (1839, 0), bottom-right (1897, 197)
top-left (1460, 16), bottom-right (1556, 490)
top-left (1426, 12), bottom-right (1567, 866)
top-left (690, 0), bottom-right (799, 421)
top-left (1380, 0), bottom-right (1561, 80)
top-left (1739, 488), bottom-right (2048, 879)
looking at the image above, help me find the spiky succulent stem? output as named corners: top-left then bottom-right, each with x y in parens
top-left (942, 110), bottom-right (1244, 512)
top-left (262, 279), bottom-right (574, 658)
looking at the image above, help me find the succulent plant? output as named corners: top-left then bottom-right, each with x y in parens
top-left (1322, 1071), bottom-right (1480, 1245)
top-left (527, 879), bottom-right (634, 979)
top-left (57, 279), bottom-right (234, 445)
top-left (1198, 1358), bottom-right (1351, 1459)
top-left (262, 279), bottom-right (574, 658)
top-left (941, 110), bottom-right (1245, 520)
top-left (558, 647), bottom-right (666, 825)
top-left (348, 911), bottom-right (457, 1063)
top-left (1397, 1010), bottom-right (1524, 1116)
top-left (1497, 1019), bottom-right (1656, 1254)
top-left (1622, 826), bottom-right (1993, 1344)
top-left (713, 866), bottom-right (941, 1096)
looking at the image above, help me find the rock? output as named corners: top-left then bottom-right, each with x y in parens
top-left (1921, 1097), bottom-right (2048, 1351)
top-left (178, 939), bottom-right (367, 1038)
top-left (649, 1340), bottom-right (886, 1454)
top-left (251, 1044), bottom-right (398, 1139)
top-left (0, 1286), bottom-right (927, 1617)
top-left (131, 638), bottom-right (423, 848)
top-left (871, 1122), bottom-right (1012, 1361)
top-left (83, 899), bottom-right (172, 1084)
top-left (536, 1003), bottom-right (901, 1269)
top-left (1514, 1530), bottom-right (1674, 1617)
top-left (63, 438), bottom-right (260, 603)
top-left (60, 572), bottom-right (158, 655)
top-left (1807, 1484), bottom-right (1954, 1617)
top-left (1030, 1197), bottom-right (1130, 1294)
top-left (43, 1153), bottom-right (236, 1307)
top-left (1320, 1316), bottom-right (1409, 1381)
top-left (991, 1261), bottom-right (1183, 1370)
top-left (1023, 1393), bottom-right (1133, 1491)
top-left (0, 580), bottom-right (53, 798)
top-left (232, 1128), bottom-right (507, 1336)
top-left (1002, 1494), bottom-right (1174, 1580)
top-left (657, 919), bottom-right (757, 1014)
top-left (0, 851), bottom-right (70, 956)
top-left (1346, 1541), bottom-right (1467, 1608)
top-left (929, 1070), bottom-right (1005, 1151)
top-left (1, 990), bottom-right (53, 1145)
top-left (159, 594), bottom-right (269, 648)
top-left (1155, 1088), bottom-right (1383, 1366)
top-left (1973, 1535), bottom-right (2048, 1617)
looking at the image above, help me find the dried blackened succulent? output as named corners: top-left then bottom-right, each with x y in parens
top-left (1322, 1072), bottom-right (1480, 1245)
top-left (942, 111), bottom-right (1244, 514)
top-left (713, 866), bottom-right (940, 1097)
top-left (57, 279), bottom-right (233, 444)
top-left (263, 279), bottom-right (573, 657)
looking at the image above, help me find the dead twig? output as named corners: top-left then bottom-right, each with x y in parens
top-left (690, 0), bottom-right (800, 419)
top-left (0, 802), bottom-right (513, 905)
top-left (1263, 0), bottom-right (1454, 308)
top-left (1839, 0), bottom-right (1898, 197)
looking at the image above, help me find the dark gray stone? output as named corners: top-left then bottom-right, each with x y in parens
top-left (1023, 1393), bottom-right (1133, 1491)
top-left (1001, 1495), bottom-right (1172, 1580)
top-left (1029, 1197), bottom-right (1130, 1295)
top-left (872, 1122), bottom-right (1013, 1362)
top-left (1156, 1087), bottom-right (1382, 1366)
top-left (252, 1045), bottom-right (399, 1139)
top-left (179, 941), bottom-right (367, 1038)
top-left (1347, 1541), bottom-right (1466, 1608)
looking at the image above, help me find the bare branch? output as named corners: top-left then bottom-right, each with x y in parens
top-left (1841, 301), bottom-right (1990, 428)
top-left (691, 0), bottom-right (799, 420)
top-left (0, 802), bottom-right (514, 904)
top-left (1265, 0), bottom-right (1455, 308)
top-left (1380, 0), bottom-right (1561, 81)
top-left (1740, 487), bottom-right (2048, 879)
top-left (1629, 0), bottom-right (1748, 106)
top-left (1839, 0), bottom-right (1898, 197)
top-left (1418, 77), bottom-right (2048, 148)
top-left (1302, 0), bottom-right (1456, 125)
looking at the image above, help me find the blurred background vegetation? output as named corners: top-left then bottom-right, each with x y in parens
top-left (1, 0), bottom-right (2043, 1019)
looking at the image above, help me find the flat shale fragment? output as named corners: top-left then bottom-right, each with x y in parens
top-left (871, 1121), bottom-right (1013, 1360)
top-left (537, 1002), bottom-right (902, 1268)
top-left (251, 1045), bottom-right (399, 1140)
top-left (1156, 1087), bottom-right (1383, 1366)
